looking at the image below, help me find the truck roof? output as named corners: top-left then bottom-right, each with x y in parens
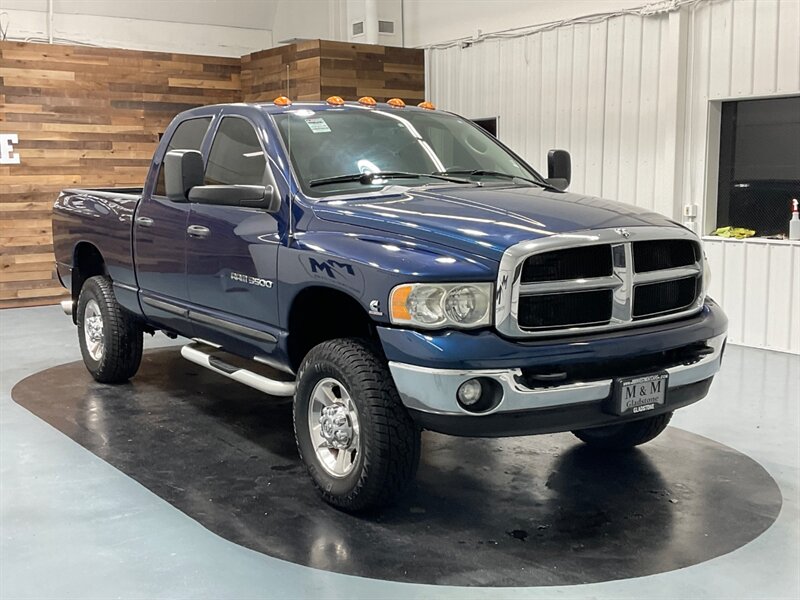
top-left (257, 100), bottom-right (436, 114)
top-left (181, 100), bottom-right (438, 117)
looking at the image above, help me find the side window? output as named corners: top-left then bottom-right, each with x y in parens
top-left (154, 117), bottom-right (212, 196)
top-left (204, 117), bottom-right (266, 185)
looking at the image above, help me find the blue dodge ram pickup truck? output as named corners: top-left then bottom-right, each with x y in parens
top-left (53, 96), bottom-right (727, 511)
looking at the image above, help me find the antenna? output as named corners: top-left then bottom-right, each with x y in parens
top-left (285, 63), bottom-right (295, 239)
top-left (285, 63), bottom-right (291, 166)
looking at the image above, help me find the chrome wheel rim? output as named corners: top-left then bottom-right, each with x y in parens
top-left (83, 299), bottom-right (105, 361)
top-left (308, 377), bottom-right (360, 478)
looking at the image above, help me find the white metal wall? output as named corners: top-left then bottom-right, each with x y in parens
top-left (426, 11), bottom-right (683, 217)
top-left (682, 0), bottom-right (800, 233)
top-left (704, 238), bottom-right (800, 354)
top-left (426, 0), bottom-right (800, 353)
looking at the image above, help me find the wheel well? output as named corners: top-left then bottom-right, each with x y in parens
top-left (72, 242), bottom-right (107, 301)
top-left (287, 287), bottom-right (377, 372)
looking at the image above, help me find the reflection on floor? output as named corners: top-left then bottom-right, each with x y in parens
top-left (1, 306), bottom-right (799, 599)
top-left (11, 348), bottom-right (782, 586)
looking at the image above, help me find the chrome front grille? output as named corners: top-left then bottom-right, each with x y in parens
top-left (495, 227), bottom-right (705, 337)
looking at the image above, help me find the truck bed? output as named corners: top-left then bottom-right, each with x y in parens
top-left (52, 187), bottom-right (143, 303)
top-left (61, 187), bottom-right (143, 199)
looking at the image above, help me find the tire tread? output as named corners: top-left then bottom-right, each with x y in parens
top-left (77, 275), bottom-right (143, 383)
top-left (294, 338), bottom-right (420, 512)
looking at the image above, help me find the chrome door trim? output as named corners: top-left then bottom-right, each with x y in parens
top-left (187, 224), bottom-right (210, 238)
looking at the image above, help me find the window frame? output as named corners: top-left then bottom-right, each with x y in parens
top-left (203, 114), bottom-right (271, 188)
top-left (703, 93), bottom-right (800, 237)
top-left (152, 115), bottom-right (214, 200)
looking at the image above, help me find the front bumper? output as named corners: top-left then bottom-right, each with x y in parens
top-left (389, 333), bottom-right (724, 436)
top-left (382, 300), bottom-right (727, 437)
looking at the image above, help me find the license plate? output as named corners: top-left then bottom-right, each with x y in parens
top-left (612, 372), bottom-right (668, 416)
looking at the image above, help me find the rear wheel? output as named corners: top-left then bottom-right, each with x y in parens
top-left (77, 276), bottom-right (143, 383)
top-left (293, 338), bottom-right (420, 512)
top-left (572, 412), bottom-right (673, 449)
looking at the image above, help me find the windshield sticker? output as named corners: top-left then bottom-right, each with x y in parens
top-left (305, 118), bottom-right (331, 133)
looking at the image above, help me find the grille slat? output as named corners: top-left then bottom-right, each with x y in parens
top-left (633, 240), bottom-right (698, 273)
top-left (521, 245), bottom-right (613, 283)
top-left (633, 276), bottom-right (699, 319)
top-left (518, 290), bottom-right (613, 330)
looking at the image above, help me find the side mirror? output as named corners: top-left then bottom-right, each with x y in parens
top-left (188, 184), bottom-right (281, 211)
top-left (164, 149), bottom-right (204, 202)
top-left (546, 149), bottom-right (571, 191)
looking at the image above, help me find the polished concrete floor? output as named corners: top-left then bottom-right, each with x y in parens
top-left (1, 305), bottom-right (799, 599)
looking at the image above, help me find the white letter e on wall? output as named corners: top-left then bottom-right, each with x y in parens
top-left (0, 134), bottom-right (20, 165)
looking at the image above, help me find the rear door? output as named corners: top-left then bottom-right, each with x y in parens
top-left (185, 113), bottom-right (285, 355)
top-left (134, 115), bottom-right (212, 332)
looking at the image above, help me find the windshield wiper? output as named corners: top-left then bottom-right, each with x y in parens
top-left (433, 169), bottom-right (557, 190)
top-left (309, 171), bottom-right (470, 188)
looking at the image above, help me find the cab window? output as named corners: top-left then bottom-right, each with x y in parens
top-left (204, 117), bottom-right (266, 185)
top-left (154, 117), bottom-right (212, 196)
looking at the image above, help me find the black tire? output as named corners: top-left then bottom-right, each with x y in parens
top-left (293, 338), bottom-right (421, 512)
top-left (572, 412), bottom-right (673, 450)
top-left (77, 275), bottom-right (143, 383)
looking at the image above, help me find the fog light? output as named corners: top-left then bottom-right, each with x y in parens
top-left (457, 378), bottom-right (483, 406)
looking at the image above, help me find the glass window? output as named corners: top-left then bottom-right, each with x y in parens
top-left (716, 96), bottom-right (800, 237)
top-left (205, 117), bottom-right (266, 185)
top-left (154, 117), bottom-right (211, 196)
top-left (472, 117), bottom-right (498, 137)
top-left (272, 108), bottom-right (543, 197)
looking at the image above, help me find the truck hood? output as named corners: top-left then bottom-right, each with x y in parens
top-left (312, 185), bottom-right (681, 260)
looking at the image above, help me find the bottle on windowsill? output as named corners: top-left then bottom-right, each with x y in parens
top-left (790, 198), bottom-right (800, 241)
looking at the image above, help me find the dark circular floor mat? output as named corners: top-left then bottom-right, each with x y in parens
top-left (13, 347), bottom-right (782, 586)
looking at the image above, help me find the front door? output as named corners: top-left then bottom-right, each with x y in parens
top-left (185, 114), bottom-right (283, 357)
top-left (135, 115), bottom-right (212, 333)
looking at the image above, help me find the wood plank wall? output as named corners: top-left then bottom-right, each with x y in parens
top-left (1, 39), bottom-right (424, 309)
top-left (241, 40), bottom-right (424, 104)
top-left (318, 40), bottom-right (424, 104)
top-left (0, 41), bottom-right (240, 308)
top-left (241, 40), bottom-right (322, 102)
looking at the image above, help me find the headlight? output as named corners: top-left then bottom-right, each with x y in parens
top-left (390, 282), bottom-right (492, 329)
top-left (702, 252), bottom-right (712, 296)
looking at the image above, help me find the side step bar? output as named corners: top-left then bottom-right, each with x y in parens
top-left (181, 343), bottom-right (296, 397)
top-left (61, 300), bottom-right (74, 315)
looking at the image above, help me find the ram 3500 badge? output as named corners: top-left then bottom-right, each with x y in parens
top-left (53, 97), bottom-right (727, 511)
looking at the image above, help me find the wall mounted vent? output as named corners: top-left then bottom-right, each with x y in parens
top-left (378, 20), bottom-right (395, 34)
top-left (352, 21), bottom-right (364, 36)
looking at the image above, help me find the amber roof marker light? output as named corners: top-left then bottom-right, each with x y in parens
top-left (358, 96), bottom-right (377, 107)
top-left (273, 96), bottom-right (292, 107)
top-left (387, 98), bottom-right (406, 108)
top-left (418, 101), bottom-right (436, 110)
top-left (326, 95), bottom-right (345, 106)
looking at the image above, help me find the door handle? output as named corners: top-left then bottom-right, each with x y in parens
top-left (187, 224), bottom-right (210, 239)
top-left (136, 216), bottom-right (154, 227)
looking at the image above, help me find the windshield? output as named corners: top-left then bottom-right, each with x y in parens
top-left (271, 107), bottom-right (544, 197)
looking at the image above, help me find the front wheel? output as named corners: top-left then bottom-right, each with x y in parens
top-left (293, 338), bottom-right (421, 512)
top-left (572, 412), bottom-right (673, 449)
top-left (77, 275), bottom-right (143, 383)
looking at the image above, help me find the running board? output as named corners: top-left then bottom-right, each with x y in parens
top-left (181, 343), bottom-right (296, 397)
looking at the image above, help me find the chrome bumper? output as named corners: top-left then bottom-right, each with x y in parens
top-left (388, 334), bottom-right (726, 416)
